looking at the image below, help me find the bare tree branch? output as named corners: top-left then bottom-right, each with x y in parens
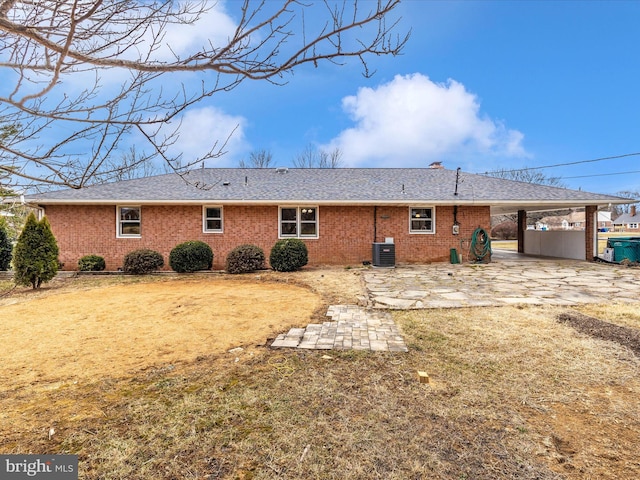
top-left (487, 167), bottom-right (566, 188)
top-left (0, 0), bottom-right (408, 189)
top-left (293, 143), bottom-right (343, 168)
top-left (238, 149), bottom-right (274, 168)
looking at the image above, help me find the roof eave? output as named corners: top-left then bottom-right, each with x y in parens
top-left (490, 198), bottom-right (632, 216)
top-left (25, 197), bottom-right (631, 209)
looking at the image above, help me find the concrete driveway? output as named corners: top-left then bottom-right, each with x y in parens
top-left (364, 250), bottom-right (640, 309)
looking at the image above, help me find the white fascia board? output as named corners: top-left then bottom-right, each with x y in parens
top-left (24, 197), bottom-right (631, 208)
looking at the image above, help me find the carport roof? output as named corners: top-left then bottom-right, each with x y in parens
top-left (24, 167), bottom-right (631, 214)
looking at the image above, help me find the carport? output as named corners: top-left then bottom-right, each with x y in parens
top-left (491, 201), bottom-right (630, 262)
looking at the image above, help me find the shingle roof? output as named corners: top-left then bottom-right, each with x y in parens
top-left (613, 213), bottom-right (640, 224)
top-left (25, 168), bottom-right (631, 214)
top-left (540, 210), bottom-right (613, 227)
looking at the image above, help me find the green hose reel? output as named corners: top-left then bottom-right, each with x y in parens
top-left (470, 227), bottom-right (492, 263)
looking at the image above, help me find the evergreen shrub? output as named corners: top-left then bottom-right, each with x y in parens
top-left (123, 249), bottom-right (164, 274)
top-left (269, 238), bottom-right (308, 272)
top-left (78, 254), bottom-right (106, 271)
top-left (226, 244), bottom-right (265, 274)
top-left (0, 218), bottom-right (11, 271)
top-left (169, 241), bottom-right (213, 273)
top-left (13, 213), bottom-right (60, 288)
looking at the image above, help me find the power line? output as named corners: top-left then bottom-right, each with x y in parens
top-left (482, 152), bottom-right (640, 175)
top-left (560, 169), bottom-right (640, 180)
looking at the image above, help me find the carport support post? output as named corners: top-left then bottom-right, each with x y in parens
top-left (517, 210), bottom-right (527, 253)
top-left (585, 205), bottom-right (597, 261)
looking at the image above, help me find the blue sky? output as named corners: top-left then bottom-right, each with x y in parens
top-left (179, 0), bottom-right (639, 197)
top-left (3, 1), bottom-right (638, 197)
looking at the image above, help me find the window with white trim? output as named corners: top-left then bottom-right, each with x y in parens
top-left (409, 207), bottom-right (435, 234)
top-left (117, 206), bottom-right (141, 237)
top-left (629, 223), bottom-right (638, 229)
top-left (203, 206), bottom-right (223, 232)
top-left (279, 206), bottom-right (318, 238)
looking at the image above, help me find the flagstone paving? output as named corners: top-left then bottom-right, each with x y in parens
top-left (366, 251), bottom-right (640, 309)
top-left (271, 251), bottom-right (640, 351)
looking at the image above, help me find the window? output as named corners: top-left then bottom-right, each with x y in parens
top-left (203, 206), bottom-right (223, 232)
top-left (279, 206), bottom-right (318, 238)
top-left (117, 206), bottom-right (141, 237)
top-left (409, 207), bottom-right (435, 234)
top-left (630, 223), bottom-right (638, 229)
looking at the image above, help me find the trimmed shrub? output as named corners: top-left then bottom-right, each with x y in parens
top-left (269, 238), bottom-right (308, 272)
top-left (78, 254), bottom-right (106, 272)
top-left (0, 218), bottom-right (11, 271)
top-left (169, 240), bottom-right (213, 273)
top-left (123, 249), bottom-right (164, 274)
top-left (226, 244), bottom-right (265, 274)
top-left (13, 213), bottom-right (60, 288)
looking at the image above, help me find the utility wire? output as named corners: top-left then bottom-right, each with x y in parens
top-left (482, 152), bottom-right (640, 175)
top-left (561, 169), bottom-right (640, 180)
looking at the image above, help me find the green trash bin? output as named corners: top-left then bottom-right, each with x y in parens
top-left (613, 240), bottom-right (640, 262)
top-left (630, 240), bottom-right (640, 262)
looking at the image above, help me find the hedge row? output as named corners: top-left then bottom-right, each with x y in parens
top-left (78, 239), bottom-right (308, 275)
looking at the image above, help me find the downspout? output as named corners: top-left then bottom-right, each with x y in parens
top-left (373, 206), bottom-right (377, 243)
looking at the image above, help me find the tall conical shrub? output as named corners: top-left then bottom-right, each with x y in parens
top-left (0, 218), bottom-right (11, 271)
top-left (13, 213), bottom-right (60, 288)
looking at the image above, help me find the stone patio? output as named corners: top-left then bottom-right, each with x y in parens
top-left (271, 251), bottom-right (640, 352)
top-left (365, 251), bottom-right (640, 309)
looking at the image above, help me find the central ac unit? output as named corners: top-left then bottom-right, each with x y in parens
top-left (372, 242), bottom-right (395, 267)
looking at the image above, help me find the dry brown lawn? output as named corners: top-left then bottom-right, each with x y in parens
top-left (1, 268), bottom-right (639, 479)
top-left (0, 276), bottom-right (323, 389)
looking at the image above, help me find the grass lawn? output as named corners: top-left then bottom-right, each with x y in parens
top-left (491, 239), bottom-right (517, 250)
top-left (1, 274), bottom-right (639, 479)
top-left (493, 233), bottom-right (638, 256)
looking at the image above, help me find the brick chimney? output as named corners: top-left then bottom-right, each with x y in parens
top-left (631, 205), bottom-right (637, 217)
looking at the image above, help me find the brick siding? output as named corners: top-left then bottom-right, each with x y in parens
top-left (43, 204), bottom-right (490, 271)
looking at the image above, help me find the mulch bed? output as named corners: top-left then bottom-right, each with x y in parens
top-left (557, 312), bottom-right (640, 356)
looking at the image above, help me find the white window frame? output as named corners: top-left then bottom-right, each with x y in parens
top-left (409, 206), bottom-right (435, 234)
top-left (203, 206), bottom-right (224, 233)
top-left (279, 206), bottom-right (319, 239)
top-left (117, 206), bottom-right (141, 238)
top-left (629, 223), bottom-right (638, 229)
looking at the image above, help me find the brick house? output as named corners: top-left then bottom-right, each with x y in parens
top-left (23, 168), bottom-right (630, 270)
top-left (612, 205), bottom-right (640, 232)
top-left (539, 209), bottom-right (613, 231)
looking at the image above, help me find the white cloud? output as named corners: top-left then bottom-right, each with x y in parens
top-left (323, 73), bottom-right (529, 167)
top-left (56, 2), bottom-right (237, 90)
top-left (143, 2), bottom-right (237, 62)
top-left (162, 106), bottom-right (249, 167)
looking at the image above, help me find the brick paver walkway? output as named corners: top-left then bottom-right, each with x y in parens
top-left (271, 305), bottom-right (408, 352)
